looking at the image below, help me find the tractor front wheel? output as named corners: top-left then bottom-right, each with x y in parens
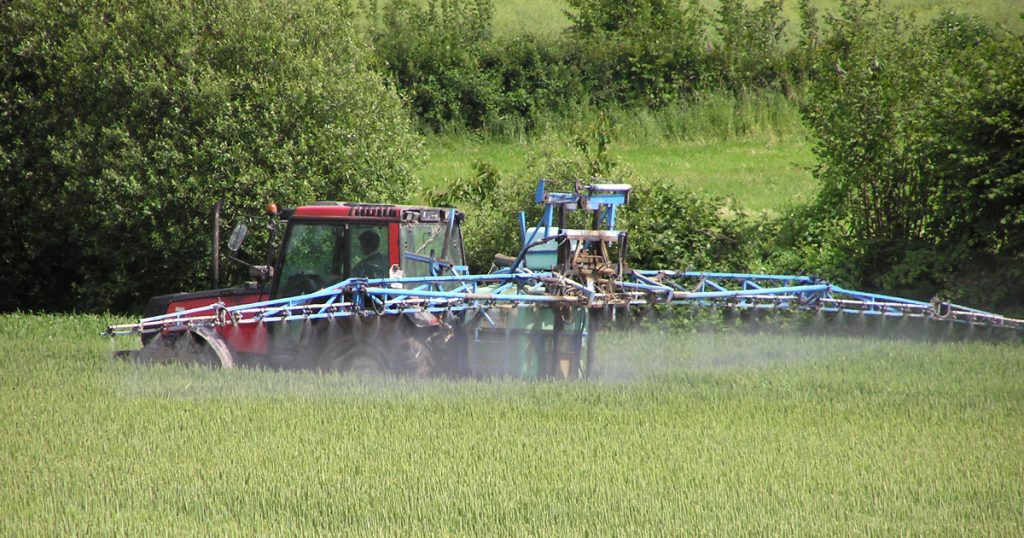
top-left (135, 330), bottom-right (229, 368)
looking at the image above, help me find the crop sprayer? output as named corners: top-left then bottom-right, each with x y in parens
top-left (105, 180), bottom-right (1024, 378)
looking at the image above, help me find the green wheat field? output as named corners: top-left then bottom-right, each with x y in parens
top-left (2, 314), bottom-right (1022, 534)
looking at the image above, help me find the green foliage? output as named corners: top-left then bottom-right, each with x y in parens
top-left (801, 0), bottom-right (1024, 311)
top-left (363, 0), bottom-right (809, 130)
top-left (0, 0), bottom-right (422, 312)
top-left (427, 161), bottom-right (528, 271)
top-left (366, 0), bottom-right (498, 131)
top-left (564, 0), bottom-right (710, 105)
top-left (365, 0), bottom-right (578, 134)
top-left (428, 118), bottom-right (624, 272)
top-left (800, 1), bottom-right (936, 293)
top-left (477, 36), bottom-right (583, 134)
top-left (3, 0), bottom-right (1020, 316)
top-left (920, 15), bottom-right (1024, 310)
top-left (711, 0), bottom-right (790, 89)
top-left (792, 0), bottom-right (821, 82)
top-left (619, 180), bottom-right (747, 271)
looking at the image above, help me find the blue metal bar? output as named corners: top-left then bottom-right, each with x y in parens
top-left (675, 284), bottom-right (831, 300)
top-left (363, 287), bottom-right (579, 303)
top-left (630, 272), bottom-right (677, 292)
top-left (829, 285), bottom-right (932, 307)
top-left (106, 178), bottom-right (1024, 339)
top-left (518, 212), bottom-right (528, 248)
top-left (638, 271), bottom-right (818, 284)
top-left (703, 279), bottom-right (730, 292)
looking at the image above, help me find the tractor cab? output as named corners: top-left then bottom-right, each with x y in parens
top-left (270, 202), bottom-right (466, 298)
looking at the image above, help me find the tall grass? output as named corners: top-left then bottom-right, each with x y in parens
top-left (3, 314), bottom-right (1023, 534)
top-left (420, 90), bottom-right (814, 211)
top-left (465, 90), bottom-right (806, 145)
top-left (602, 90), bottom-right (805, 144)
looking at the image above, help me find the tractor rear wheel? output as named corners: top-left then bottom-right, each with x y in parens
top-left (393, 336), bottom-right (433, 377)
top-left (321, 344), bottom-right (389, 376)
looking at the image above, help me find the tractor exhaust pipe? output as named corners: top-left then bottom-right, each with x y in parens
top-left (212, 199), bottom-right (222, 289)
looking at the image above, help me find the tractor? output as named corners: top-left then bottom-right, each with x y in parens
top-left (131, 202), bottom-right (478, 375)
top-left (108, 180), bottom-right (1023, 378)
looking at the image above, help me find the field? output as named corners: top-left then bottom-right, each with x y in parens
top-left (6, 4), bottom-right (1021, 532)
top-left (421, 136), bottom-right (817, 212)
top-left (492, 0), bottom-right (1024, 38)
top-left (3, 314), bottom-right (1023, 534)
top-left (420, 93), bottom-right (816, 212)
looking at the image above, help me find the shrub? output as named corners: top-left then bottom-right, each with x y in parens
top-left (0, 0), bottom-right (422, 312)
top-left (920, 14), bottom-right (1024, 311)
top-left (711, 0), bottom-right (789, 90)
top-left (367, 0), bottom-right (501, 132)
top-left (477, 36), bottom-right (583, 136)
top-left (564, 0), bottom-right (710, 106)
top-left (619, 180), bottom-right (765, 273)
top-left (801, 1), bottom-right (1024, 312)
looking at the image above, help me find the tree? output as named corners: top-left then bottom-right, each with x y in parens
top-left (367, 0), bottom-right (499, 131)
top-left (801, 1), bottom-right (1023, 311)
top-left (0, 0), bottom-right (422, 312)
top-left (921, 15), bottom-right (1024, 309)
top-left (712, 0), bottom-right (788, 89)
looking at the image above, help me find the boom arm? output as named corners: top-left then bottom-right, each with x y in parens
top-left (106, 181), bottom-right (1023, 339)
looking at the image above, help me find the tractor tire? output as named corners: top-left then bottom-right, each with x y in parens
top-left (134, 328), bottom-right (233, 369)
top-left (320, 343), bottom-right (389, 376)
top-left (393, 336), bottom-right (433, 377)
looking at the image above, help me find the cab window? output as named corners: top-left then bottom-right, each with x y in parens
top-left (349, 224), bottom-right (389, 279)
top-left (274, 221), bottom-right (389, 298)
top-left (401, 222), bottom-right (465, 278)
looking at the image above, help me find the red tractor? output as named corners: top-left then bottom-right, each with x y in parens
top-left (137, 202), bottom-right (470, 375)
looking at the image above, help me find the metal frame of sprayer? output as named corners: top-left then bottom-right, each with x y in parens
top-left (107, 180), bottom-right (1023, 343)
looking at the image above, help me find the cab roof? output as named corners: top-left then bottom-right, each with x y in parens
top-left (286, 202), bottom-right (463, 223)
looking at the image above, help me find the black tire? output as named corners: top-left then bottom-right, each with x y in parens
top-left (394, 336), bottom-right (433, 377)
top-left (136, 331), bottom-right (223, 368)
top-left (321, 343), bottom-right (389, 376)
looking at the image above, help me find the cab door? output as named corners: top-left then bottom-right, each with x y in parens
top-left (271, 219), bottom-right (393, 298)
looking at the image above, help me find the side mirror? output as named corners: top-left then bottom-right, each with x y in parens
top-left (228, 224), bottom-right (248, 252)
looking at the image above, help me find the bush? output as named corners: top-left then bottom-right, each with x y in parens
top-left (920, 14), bottom-right (1024, 311)
top-left (619, 180), bottom-right (761, 273)
top-left (710, 0), bottom-right (789, 90)
top-left (0, 0), bottom-right (422, 312)
top-left (564, 0), bottom-right (710, 106)
top-left (367, 0), bottom-right (497, 132)
top-left (367, 0), bottom-right (578, 135)
top-left (801, 1), bottom-right (1024, 312)
top-left (363, 0), bottom-right (821, 131)
top-left (477, 36), bottom-right (583, 136)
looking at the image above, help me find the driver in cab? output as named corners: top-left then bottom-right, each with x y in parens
top-left (351, 230), bottom-right (387, 279)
